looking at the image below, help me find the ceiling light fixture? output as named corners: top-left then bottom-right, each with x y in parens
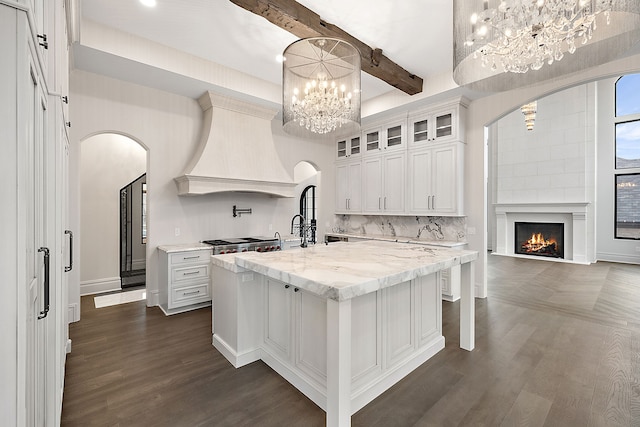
top-left (139, 0), bottom-right (157, 7)
top-left (282, 37), bottom-right (361, 136)
top-left (466, 0), bottom-right (613, 74)
top-left (453, 1), bottom-right (640, 91)
top-left (521, 101), bottom-right (537, 130)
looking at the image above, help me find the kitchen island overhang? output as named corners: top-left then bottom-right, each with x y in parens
top-left (211, 240), bottom-right (478, 427)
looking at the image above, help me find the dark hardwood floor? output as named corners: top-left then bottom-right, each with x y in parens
top-left (61, 254), bottom-right (640, 426)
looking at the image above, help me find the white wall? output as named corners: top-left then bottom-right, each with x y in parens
top-left (79, 133), bottom-right (146, 294)
top-left (69, 70), bottom-right (335, 312)
top-left (494, 85), bottom-right (594, 204)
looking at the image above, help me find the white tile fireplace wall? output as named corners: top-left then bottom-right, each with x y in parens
top-left (332, 215), bottom-right (466, 243)
top-left (490, 83), bottom-right (596, 264)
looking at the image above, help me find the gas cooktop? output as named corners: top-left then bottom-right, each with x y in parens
top-left (202, 236), bottom-right (280, 255)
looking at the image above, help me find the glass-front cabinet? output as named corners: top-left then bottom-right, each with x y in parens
top-left (363, 120), bottom-right (406, 155)
top-left (336, 135), bottom-right (361, 160)
top-left (409, 103), bottom-right (465, 146)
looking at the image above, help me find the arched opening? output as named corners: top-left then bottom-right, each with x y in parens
top-left (486, 74), bottom-right (640, 265)
top-left (79, 133), bottom-right (148, 301)
top-left (293, 161), bottom-right (320, 245)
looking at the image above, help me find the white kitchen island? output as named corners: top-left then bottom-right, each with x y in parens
top-left (210, 240), bottom-right (477, 427)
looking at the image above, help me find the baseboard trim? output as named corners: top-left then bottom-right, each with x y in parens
top-left (212, 335), bottom-right (261, 368)
top-left (596, 251), bottom-right (640, 265)
top-left (80, 277), bottom-right (121, 296)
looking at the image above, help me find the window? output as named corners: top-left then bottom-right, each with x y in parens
top-left (614, 74), bottom-right (640, 239)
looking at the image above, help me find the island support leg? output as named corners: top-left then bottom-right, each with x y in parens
top-left (326, 299), bottom-right (352, 427)
top-left (460, 260), bottom-right (475, 351)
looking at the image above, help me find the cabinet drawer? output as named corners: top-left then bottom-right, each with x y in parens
top-left (170, 250), bottom-right (210, 265)
top-left (171, 264), bottom-right (210, 283)
top-left (170, 282), bottom-right (211, 308)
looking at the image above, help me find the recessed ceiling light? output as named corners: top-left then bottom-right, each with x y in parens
top-left (140, 0), bottom-right (157, 7)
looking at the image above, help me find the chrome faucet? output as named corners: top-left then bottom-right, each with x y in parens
top-left (290, 214), bottom-right (308, 248)
top-left (274, 231), bottom-right (281, 249)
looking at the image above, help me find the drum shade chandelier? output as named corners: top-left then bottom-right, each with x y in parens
top-left (282, 37), bottom-right (361, 136)
top-left (466, 0), bottom-right (613, 74)
top-left (453, 0), bottom-right (640, 91)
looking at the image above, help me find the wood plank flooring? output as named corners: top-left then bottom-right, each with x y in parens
top-left (61, 255), bottom-right (640, 426)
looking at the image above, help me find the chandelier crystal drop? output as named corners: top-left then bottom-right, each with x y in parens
top-left (465, 0), bottom-right (613, 74)
top-left (291, 74), bottom-right (353, 134)
top-left (521, 101), bottom-right (538, 130)
top-left (283, 38), bottom-right (361, 137)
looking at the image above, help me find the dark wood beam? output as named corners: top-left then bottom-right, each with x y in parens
top-left (229, 0), bottom-right (423, 95)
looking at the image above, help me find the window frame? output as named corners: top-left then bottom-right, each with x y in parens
top-left (614, 74), bottom-right (640, 240)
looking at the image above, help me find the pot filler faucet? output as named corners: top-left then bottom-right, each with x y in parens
top-left (290, 214), bottom-right (308, 248)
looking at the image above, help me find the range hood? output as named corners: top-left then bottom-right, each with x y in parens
top-left (174, 92), bottom-right (296, 198)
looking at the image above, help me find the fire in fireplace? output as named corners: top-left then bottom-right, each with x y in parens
top-left (514, 222), bottom-right (564, 259)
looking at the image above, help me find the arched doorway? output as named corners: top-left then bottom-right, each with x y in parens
top-left (79, 133), bottom-right (148, 297)
top-left (294, 161), bottom-right (320, 245)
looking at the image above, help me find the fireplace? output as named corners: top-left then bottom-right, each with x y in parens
top-left (514, 222), bottom-right (564, 259)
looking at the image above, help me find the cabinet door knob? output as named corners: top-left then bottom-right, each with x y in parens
top-left (285, 284), bottom-right (290, 289)
top-left (294, 288), bottom-right (300, 292)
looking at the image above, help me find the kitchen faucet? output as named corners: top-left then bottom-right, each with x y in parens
top-left (290, 214), bottom-right (308, 248)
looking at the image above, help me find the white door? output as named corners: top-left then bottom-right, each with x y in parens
top-left (432, 145), bottom-right (457, 213)
top-left (362, 156), bottom-right (383, 213)
top-left (347, 162), bottom-right (362, 212)
top-left (408, 149), bottom-right (432, 213)
top-left (335, 163), bottom-right (349, 212)
top-left (25, 50), bottom-right (48, 427)
top-left (383, 153), bottom-right (405, 213)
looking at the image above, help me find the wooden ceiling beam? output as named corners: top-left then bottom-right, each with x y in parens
top-left (229, 0), bottom-right (424, 95)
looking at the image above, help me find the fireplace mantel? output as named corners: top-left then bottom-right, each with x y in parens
top-left (494, 202), bottom-right (591, 264)
top-left (494, 202), bottom-right (590, 214)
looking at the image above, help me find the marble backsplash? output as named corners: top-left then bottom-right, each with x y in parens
top-left (332, 215), bottom-right (466, 242)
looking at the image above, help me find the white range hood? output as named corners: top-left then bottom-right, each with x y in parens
top-left (174, 91), bottom-right (296, 198)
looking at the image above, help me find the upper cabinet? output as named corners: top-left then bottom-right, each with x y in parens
top-left (336, 134), bottom-right (362, 160)
top-left (334, 98), bottom-right (468, 216)
top-left (363, 120), bottom-right (406, 156)
top-left (409, 103), bottom-right (466, 146)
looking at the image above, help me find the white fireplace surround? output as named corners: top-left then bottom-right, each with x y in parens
top-left (494, 203), bottom-right (590, 264)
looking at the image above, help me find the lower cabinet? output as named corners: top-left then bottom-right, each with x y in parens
top-left (158, 248), bottom-right (212, 315)
top-left (440, 264), bottom-right (461, 302)
top-left (261, 273), bottom-right (442, 400)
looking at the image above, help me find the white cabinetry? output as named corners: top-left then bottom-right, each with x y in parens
top-left (362, 152), bottom-right (405, 214)
top-left (2, 2), bottom-right (71, 425)
top-left (409, 103), bottom-right (465, 146)
top-left (336, 134), bottom-right (361, 160)
top-left (408, 142), bottom-right (464, 215)
top-left (334, 99), bottom-right (466, 216)
top-left (362, 120), bottom-right (406, 155)
top-left (263, 279), bottom-right (328, 393)
top-left (158, 248), bottom-right (212, 315)
top-left (335, 160), bottom-right (361, 213)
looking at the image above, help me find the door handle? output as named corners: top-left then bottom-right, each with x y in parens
top-left (64, 230), bottom-right (73, 272)
top-left (384, 197), bottom-right (387, 210)
top-left (432, 195), bottom-right (436, 210)
top-left (38, 247), bottom-right (50, 320)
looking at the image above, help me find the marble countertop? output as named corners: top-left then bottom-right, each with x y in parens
top-left (324, 232), bottom-right (467, 248)
top-left (157, 242), bottom-right (213, 253)
top-left (213, 240), bottom-right (477, 302)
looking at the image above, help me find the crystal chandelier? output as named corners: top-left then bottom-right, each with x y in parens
top-left (521, 101), bottom-right (537, 130)
top-left (465, 0), bottom-right (613, 74)
top-left (283, 38), bottom-right (361, 136)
